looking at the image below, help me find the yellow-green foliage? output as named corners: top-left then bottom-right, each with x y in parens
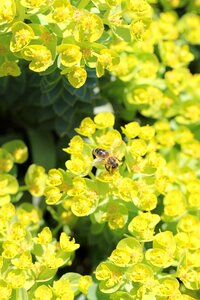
top-left (0, 0), bottom-right (153, 87)
top-left (1, 112), bottom-right (200, 299)
top-left (0, 0), bottom-right (200, 299)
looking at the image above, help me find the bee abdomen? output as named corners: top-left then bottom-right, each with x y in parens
top-left (93, 148), bottom-right (109, 158)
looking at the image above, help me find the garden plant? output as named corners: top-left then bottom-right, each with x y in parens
top-left (0, 0), bottom-right (200, 299)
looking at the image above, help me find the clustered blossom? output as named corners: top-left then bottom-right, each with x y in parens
top-left (0, 111), bottom-right (200, 298)
top-left (0, 201), bottom-right (90, 299)
top-left (0, 0), bottom-right (152, 87)
top-left (43, 112), bottom-right (200, 298)
top-left (0, 139), bottom-right (92, 299)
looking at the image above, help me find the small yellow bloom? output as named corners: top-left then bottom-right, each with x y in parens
top-left (10, 22), bottom-right (34, 52)
top-left (63, 135), bottom-right (84, 154)
top-left (117, 177), bottom-right (138, 202)
top-left (53, 278), bottom-right (74, 299)
top-left (33, 227), bottom-right (52, 244)
top-left (71, 195), bottom-right (96, 216)
top-left (66, 155), bottom-right (92, 176)
top-left (158, 278), bottom-right (180, 297)
top-left (78, 275), bottom-right (92, 294)
top-left (177, 214), bottom-right (200, 233)
top-left (75, 117), bottom-right (96, 136)
top-left (96, 49), bottom-right (119, 77)
top-left (20, 0), bottom-right (51, 9)
top-left (25, 164), bottom-right (47, 197)
top-left (129, 139), bottom-right (147, 157)
top-left (58, 44), bottom-right (82, 67)
top-left (8, 222), bottom-right (26, 241)
top-left (46, 169), bottom-right (63, 187)
top-left (73, 12), bottom-right (104, 43)
top-left (121, 122), bottom-right (140, 138)
top-left (34, 285), bottom-right (53, 300)
top-left (126, 263), bottom-right (154, 283)
top-left (21, 45), bottom-right (52, 72)
top-left (0, 0), bottom-right (16, 25)
top-left (0, 148), bottom-right (13, 172)
top-left (145, 248), bottom-right (173, 268)
top-left (94, 112), bottom-right (115, 129)
top-left (12, 251), bottom-right (32, 269)
top-left (59, 232), bottom-right (80, 252)
top-left (45, 186), bottom-right (62, 205)
top-left (0, 280), bottom-right (12, 300)
top-left (139, 125), bottom-right (155, 140)
top-left (6, 269), bottom-right (26, 289)
top-left (0, 61), bottom-right (21, 77)
top-left (109, 248), bottom-right (131, 266)
top-left (2, 241), bottom-right (19, 259)
top-left (134, 192), bottom-right (157, 211)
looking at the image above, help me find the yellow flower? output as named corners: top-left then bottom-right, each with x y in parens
top-left (21, 45), bottom-right (53, 72)
top-left (59, 232), bottom-right (80, 252)
top-left (109, 248), bottom-right (132, 266)
top-left (78, 275), bottom-right (92, 294)
top-left (0, 280), bottom-right (12, 300)
top-left (2, 241), bottom-right (19, 259)
top-left (94, 112), bottom-right (115, 129)
top-left (34, 285), bottom-right (53, 300)
top-left (10, 22), bottom-right (34, 52)
top-left (33, 227), bottom-right (52, 244)
top-left (145, 248), bottom-right (173, 268)
top-left (126, 263), bottom-right (154, 283)
top-left (45, 186), bottom-right (62, 205)
top-left (8, 222), bottom-right (26, 241)
top-left (0, 61), bottom-right (21, 77)
top-left (63, 135), bottom-right (84, 155)
top-left (134, 192), bottom-right (157, 211)
top-left (160, 41), bottom-right (194, 68)
top-left (53, 278), bottom-right (74, 299)
top-left (71, 194), bottom-right (97, 216)
top-left (6, 269), bottom-right (26, 289)
top-left (75, 117), bottom-right (96, 136)
top-left (66, 155), bottom-right (92, 176)
top-left (73, 12), bottom-right (104, 43)
top-left (117, 177), bottom-right (138, 202)
top-left (0, 148), bottom-right (13, 172)
top-left (129, 139), bottom-right (147, 157)
top-left (58, 44), bottom-right (82, 67)
top-left (25, 164), bottom-right (47, 197)
top-left (139, 125), bottom-right (155, 140)
top-left (46, 169), bottom-right (63, 187)
top-left (0, 0), bottom-right (16, 25)
top-left (121, 122), bottom-right (140, 138)
top-left (128, 212), bottom-right (160, 241)
top-left (20, 0), bottom-right (51, 8)
top-left (12, 251), bottom-right (32, 269)
top-left (96, 49), bottom-right (119, 77)
top-left (65, 66), bottom-right (87, 88)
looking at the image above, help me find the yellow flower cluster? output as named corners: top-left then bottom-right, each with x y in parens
top-left (44, 112), bottom-right (200, 298)
top-left (0, 111), bottom-right (200, 298)
top-left (0, 0), bottom-right (152, 87)
top-left (108, 3), bottom-right (200, 125)
top-left (0, 201), bottom-right (93, 299)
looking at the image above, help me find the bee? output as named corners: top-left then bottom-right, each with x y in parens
top-left (92, 148), bottom-right (119, 173)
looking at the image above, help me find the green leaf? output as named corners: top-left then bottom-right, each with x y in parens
top-left (60, 272), bottom-right (81, 292)
top-left (88, 282), bottom-right (109, 300)
top-left (112, 26), bottom-right (132, 42)
top-left (36, 267), bottom-right (58, 282)
top-left (27, 128), bottom-right (56, 170)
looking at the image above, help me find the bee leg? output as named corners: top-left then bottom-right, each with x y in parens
top-left (105, 164), bottom-right (112, 173)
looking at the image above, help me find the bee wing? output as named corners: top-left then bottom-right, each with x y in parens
top-left (92, 157), bottom-right (104, 167)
